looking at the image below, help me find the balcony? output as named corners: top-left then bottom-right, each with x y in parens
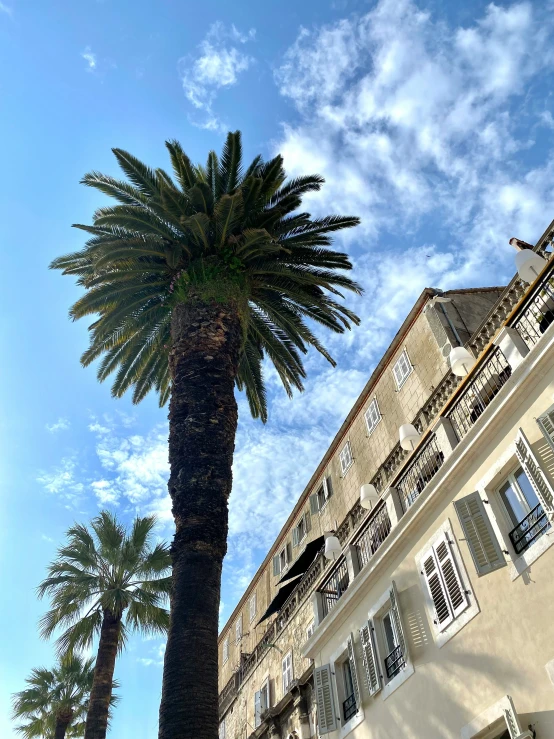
top-left (317, 557), bottom-right (350, 619)
top-left (508, 503), bottom-right (551, 555)
top-left (444, 346), bottom-right (511, 442)
top-left (354, 501), bottom-right (392, 569)
top-left (395, 435), bottom-right (444, 513)
top-left (384, 644), bottom-right (406, 680)
top-left (343, 693), bottom-right (357, 722)
top-left (511, 266), bottom-right (554, 350)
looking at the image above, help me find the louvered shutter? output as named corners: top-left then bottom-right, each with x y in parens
top-left (310, 494), bottom-right (319, 514)
top-left (421, 545), bottom-right (453, 631)
top-left (389, 581), bottom-right (409, 662)
top-left (455, 492), bottom-right (506, 575)
top-left (254, 691), bottom-right (262, 728)
top-left (305, 511), bottom-right (312, 533)
top-left (435, 534), bottom-right (469, 619)
top-left (504, 695), bottom-right (525, 738)
top-left (313, 664), bottom-right (337, 734)
top-left (272, 554), bottom-right (280, 576)
top-left (359, 620), bottom-right (381, 696)
top-left (292, 526), bottom-right (300, 547)
top-left (515, 428), bottom-right (554, 517)
top-left (346, 633), bottom-right (361, 709)
top-left (537, 407), bottom-right (554, 453)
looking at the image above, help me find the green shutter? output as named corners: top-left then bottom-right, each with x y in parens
top-left (454, 492), bottom-right (506, 576)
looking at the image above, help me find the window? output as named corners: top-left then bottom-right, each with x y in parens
top-left (292, 512), bottom-right (311, 547)
top-left (254, 679), bottom-right (270, 728)
top-left (497, 465), bottom-right (551, 555)
top-left (260, 678), bottom-right (270, 713)
top-left (282, 651), bottom-right (293, 694)
top-left (249, 593), bottom-right (257, 623)
top-left (339, 441), bottom-right (353, 475)
top-left (235, 616), bottom-right (242, 644)
top-left (219, 719), bottom-right (225, 739)
top-left (272, 542), bottom-right (292, 577)
top-left (364, 398), bottom-right (381, 436)
top-left (309, 476), bottom-right (333, 514)
top-left (392, 349), bottom-right (412, 389)
top-left (222, 637), bottom-right (229, 664)
top-left (306, 620), bottom-right (315, 640)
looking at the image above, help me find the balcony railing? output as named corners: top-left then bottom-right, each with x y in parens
top-left (508, 503), bottom-right (551, 554)
top-left (318, 558), bottom-right (350, 619)
top-left (445, 346), bottom-right (511, 442)
top-left (343, 693), bottom-right (357, 722)
top-left (511, 267), bottom-right (554, 350)
top-left (384, 645), bottom-right (405, 680)
top-left (396, 435), bottom-right (444, 513)
top-left (354, 501), bottom-right (392, 569)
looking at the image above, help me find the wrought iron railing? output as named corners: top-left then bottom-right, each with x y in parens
top-left (396, 435), bottom-right (444, 513)
top-left (508, 503), bottom-right (551, 554)
top-left (511, 263), bottom-right (554, 349)
top-left (343, 693), bottom-right (357, 722)
top-left (444, 346), bottom-right (511, 442)
top-left (354, 502), bottom-right (392, 569)
top-left (384, 645), bottom-right (405, 679)
top-left (318, 558), bottom-right (350, 619)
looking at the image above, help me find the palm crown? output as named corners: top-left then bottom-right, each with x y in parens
top-left (38, 511), bottom-right (171, 655)
top-left (50, 131), bottom-right (361, 421)
top-left (11, 655), bottom-right (108, 738)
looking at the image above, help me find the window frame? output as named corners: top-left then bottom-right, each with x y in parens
top-left (294, 515), bottom-right (307, 546)
top-left (222, 636), bottom-right (229, 664)
top-left (260, 676), bottom-right (270, 713)
top-left (328, 634), bottom-right (364, 737)
top-left (496, 465), bottom-right (538, 529)
top-left (249, 593), bottom-right (257, 624)
top-left (306, 620), bottom-right (315, 640)
top-left (392, 348), bottom-right (413, 390)
top-left (282, 651), bottom-right (293, 695)
top-left (311, 476), bottom-right (332, 514)
top-left (364, 398), bottom-right (381, 437)
top-left (235, 616), bottom-right (242, 645)
top-left (339, 441), bottom-right (354, 476)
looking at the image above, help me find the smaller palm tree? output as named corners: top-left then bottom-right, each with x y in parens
top-left (38, 511), bottom-right (171, 739)
top-left (11, 655), bottom-right (110, 739)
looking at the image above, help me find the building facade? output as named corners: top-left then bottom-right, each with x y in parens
top-left (218, 221), bottom-right (554, 739)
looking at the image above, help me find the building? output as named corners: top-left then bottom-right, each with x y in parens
top-left (218, 220), bottom-right (554, 739)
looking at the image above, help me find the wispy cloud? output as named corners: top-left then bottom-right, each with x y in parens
top-left (46, 417), bottom-right (70, 433)
top-left (36, 457), bottom-right (84, 504)
top-left (0, 2), bottom-right (13, 17)
top-left (81, 46), bottom-right (97, 71)
top-left (137, 641), bottom-right (166, 667)
top-left (178, 22), bottom-right (255, 131)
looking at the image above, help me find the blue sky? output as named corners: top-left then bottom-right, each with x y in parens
top-left (1, 0), bottom-right (554, 736)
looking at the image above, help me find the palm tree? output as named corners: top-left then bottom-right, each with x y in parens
top-left (50, 131), bottom-right (361, 739)
top-left (11, 655), bottom-right (110, 739)
top-left (38, 512), bottom-right (171, 739)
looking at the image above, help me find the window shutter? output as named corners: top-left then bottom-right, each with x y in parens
top-left (324, 476), bottom-right (333, 499)
top-left (421, 546), bottom-right (453, 631)
top-left (260, 684), bottom-right (268, 713)
top-left (347, 633), bottom-right (361, 709)
top-left (454, 492), bottom-right (506, 575)
top-left (435, 534), bottom-right (469, 620)
top-left (515, 428), bottom-right (554, 517)
top-left (310, 494), bottom-right (319, 514)
top-left (389, 581), bottom-right (409, 662)
top-left (504, 695), bottom-right (525, 739)
top-left (286, 542), bottom-right (292, 563)
top-left (219, 720), bottom-right (225, 739)
top-left (292, 526), bottom-right (300, 547)
top-left (272, 554), bottom-right (281, 576)
top-left (254, 691), bottom-right (262, 728)
top-left (305, 511), bottom-right (312, 533)
top-left (359, 620), bottom-right (381, 696)
top-left (313, 664), bottom-right (337, 734)
top-left (537, 407), bottom-right (554, 453)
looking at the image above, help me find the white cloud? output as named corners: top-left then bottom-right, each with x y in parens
top-left (37, 457), bottom-right (84, 504)
top-left (539, 110), bottom-right (554, 130)
top-left (81, 46), bottom-right (97, 71)
top-left (178, 22), bottom-right (255, 131)
top-left (0, 2), bottom-right (12, 16)
top-left (138, 641), bottom-right (166, 667)
top-left (45, 417), bottom-right (70, 433)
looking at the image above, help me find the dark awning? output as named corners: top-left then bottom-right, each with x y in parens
top-left (277, 536), bottom-right (324, 585)
top-left (256, 575), bottom-right (302, 626)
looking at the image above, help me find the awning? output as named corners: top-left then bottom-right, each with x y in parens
top-left (256, 575), bottom-right (302, 626)
top-left (277, 536), bottom-right (324, 585)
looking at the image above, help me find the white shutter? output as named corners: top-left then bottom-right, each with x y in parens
top-left (504, 695), bottom-right (526, 739)
top-left (346, 633), bottom-right (361, 709)
top-left (313, 664), bottom-right (338, 734)
top-left (310, 494), bottom-right (320, 514)
top-left (435, 534), bottom-right (469, 620)
top-left (219, 719), bottom-right (225, 739)
top-left (359, 620), bottom-right (381, 696)
top-left (272, 554), bottom-right (281, 576)
top-left (389, 581), bottom-right (409, 662)
top-left (254, 691), bottom-right (262, 728)
top-left (421, 545), bottom-right (454, 631)
top-left (515, 428), bottom-right (554, 517)
top-left (323, 476), bottom-right (331, 500)
top-left (292, 525), bottom-right (300, 547)
top-left (537, 407), bottom-right (554, 453)
top-left (454, 492), bottom-right (506, 575)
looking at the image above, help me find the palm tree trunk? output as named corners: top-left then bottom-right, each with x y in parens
top-left (54, 711), bottom-right (73, 739)
top-left (158, 297), bottom-right (242, 739)
top-left (84, 611), bottom-right (121, 739)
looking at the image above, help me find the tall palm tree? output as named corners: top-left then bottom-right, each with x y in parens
top-left (38, 512), bottom-right (171, 739)
top-left (11, 655), bottom-right (110, 739)
top-left (50, 131), bottom-right (361, 739)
